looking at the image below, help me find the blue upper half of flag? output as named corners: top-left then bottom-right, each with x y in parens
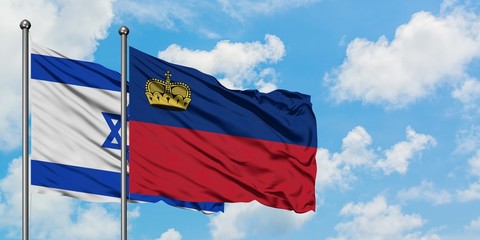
top-left (129, 47), bottom-right (317, 148)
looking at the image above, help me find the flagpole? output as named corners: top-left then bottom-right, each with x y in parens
top-left (20, 19), bottom-right (31, 240)
top-left (119, 25), bottom-right (129, 240)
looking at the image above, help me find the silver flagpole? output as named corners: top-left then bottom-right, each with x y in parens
top-left (20, 19), bottom-right (31, 240)
top-left (119, 26), bottom-right (129, 240)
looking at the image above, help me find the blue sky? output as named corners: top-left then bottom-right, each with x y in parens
top-left (1, 0), bottom-right (480, 239)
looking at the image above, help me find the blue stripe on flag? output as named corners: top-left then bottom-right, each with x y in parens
top-left (31, 53), bottom-right (121, 91)
top-left (31, 160), bottom-right (224, 212)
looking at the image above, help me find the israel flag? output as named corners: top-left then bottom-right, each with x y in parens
top-left (30, 43), bottom-right (223, 212)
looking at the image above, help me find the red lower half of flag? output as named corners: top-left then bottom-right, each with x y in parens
top-left (129, 121), bottom-right (317, 213)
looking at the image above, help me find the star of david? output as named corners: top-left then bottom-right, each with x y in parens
top-left (102, 112), bottom-right (129, 159)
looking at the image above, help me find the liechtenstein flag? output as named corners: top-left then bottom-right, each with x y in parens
top-left (129, 47), bottom-right (317, 213)
top-left (30, 43), bottom-right (223, 213)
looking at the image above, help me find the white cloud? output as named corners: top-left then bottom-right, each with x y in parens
top-left (434, 216), bottom-right (480, 240)
top-left (158, 34), bottom-right (285, 92)
top-left (375, 127), bottom-right (436, 175)
top-left (457, 182), bottom-right (480, 202)
top-left (452, 78), bottom-right (480, 111)
top-left (155, 228), bottom-right (182, 240)
top-left (115, 0), bottom-right (194, 29)
top-left (339, 126), bottom-right (376, 167)
top-left (468, 150), bottom-right (480, 177)
top-left (0, 0), bottom-right (114, 151)
top-left (403, 232), bottom-right (442, 240)
top-left (326, 7), bottom-right (480, 108)
top-left (316, 148), bottom-right (352, 191)
top-left (208, 201), bottom-right (314, 240)
top-left (128, 206), bottom-right (141, 219)
top-left (397, 180), bottom-right (452, 205)
top-left (0, 158), bottom-right (23, 232)
top-left (456, 149), bottom-right (480, 202)
top-left (217, 0), bottom-right (319, 21)
top-left (316, 126), bottom-right (375, 191)
top-left (328, 196), bottom-right (431, 240)
top-left (10, 0), bottom-right (114, 60)
top-left (440, 0), bottom-right (460, 13)
top-left (465, 216), bottom-right (480, 233)
top-left (44, 204), bottom-right (119, 240)
top-left (316, 126), bottom-right (436, 191)
top-left (455, 125), bottom-right (480, 154)
top-left (0, 158), bottom-right (120, 239)
top-left (117, 0), bottom-right (319, 27)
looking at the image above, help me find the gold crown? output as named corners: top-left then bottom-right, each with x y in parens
top-left (145, 71), bottom-right (191, 110)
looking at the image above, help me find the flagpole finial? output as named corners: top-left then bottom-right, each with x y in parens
top-left (118, 26), bottom-right (129, 36)
top-left (19, 19), bottom-right (31, 30)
